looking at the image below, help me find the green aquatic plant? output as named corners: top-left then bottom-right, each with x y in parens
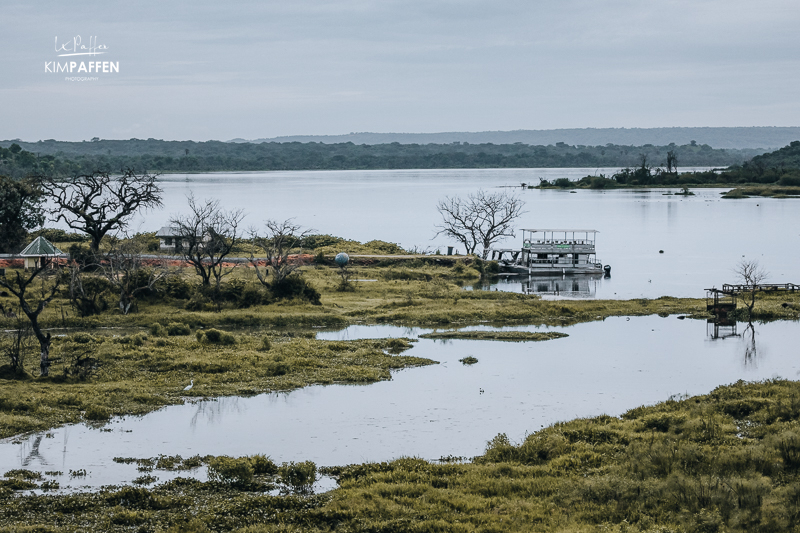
top-left (208, 456), bottom-right (255, 487)
top-left (278, 461), bottom-right (317, 494)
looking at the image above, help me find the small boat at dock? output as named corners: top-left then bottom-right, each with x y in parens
top-left (490, 229), bottom-right (606, 275)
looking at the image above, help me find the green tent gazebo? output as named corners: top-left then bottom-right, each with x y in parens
top-left (19, 236), bottom-right (64, 270)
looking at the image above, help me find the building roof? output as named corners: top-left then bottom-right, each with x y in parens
top-left (19, 236), bottom-right (64, 256)
top-left (156, 226), bottom-right (181, 237)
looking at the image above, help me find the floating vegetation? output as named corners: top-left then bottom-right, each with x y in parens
top-left (459, 356), bottom-right (478, 365)
top-left (421, 330), bottom-right (569, 342)
top-left (113, 455), bottom-right (209, 472)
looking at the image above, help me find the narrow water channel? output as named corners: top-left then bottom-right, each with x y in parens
top-left (2, 316), bottom-right (798, 490)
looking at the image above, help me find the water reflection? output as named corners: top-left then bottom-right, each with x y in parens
top-left (472, 273), bottom-right (601, 298)
top-left (190, 397), bottom-right (243, 428)
top-left (741, 321), bottom-right (760, 367)
top-left (706, 319), bottom-right (764, 368)
top-left (20, 435), bottom-right (47, 468)
top-left (4, 317), bottom-right (799, 489)
top-left (706, 318), bottom-right (739, 340)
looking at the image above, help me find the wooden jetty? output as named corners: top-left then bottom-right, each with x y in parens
top-left (706, 283), bottom-right (799, 317)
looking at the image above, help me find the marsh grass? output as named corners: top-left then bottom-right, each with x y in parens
top-left (4, 380), bottom-right (800, 532)
top-left (0, 332), bottom-right (430, 438)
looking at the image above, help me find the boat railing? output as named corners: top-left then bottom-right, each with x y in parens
top-left (524, 239), bottom-right (593, 247)
top-left (527, 258), bottom-right (602, 266)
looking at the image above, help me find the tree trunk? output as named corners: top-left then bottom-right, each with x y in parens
top-left (89, 233), bottom-right (102, 252)
top-left (39, 339), bottom-right (51, 376)
top-left (26, 312), bottom-right (51, 376)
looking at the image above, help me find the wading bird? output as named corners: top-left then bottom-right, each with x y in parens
top-left (184, 379), bottom-right (194, 391)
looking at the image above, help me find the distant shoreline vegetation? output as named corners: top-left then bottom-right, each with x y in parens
top-left (0, 138), bottom-right (765, 177)
top-left (538, 140), bottom-right (800, 190)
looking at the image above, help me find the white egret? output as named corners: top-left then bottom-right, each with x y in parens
top-left (183, 379), bottom-right (194, 391)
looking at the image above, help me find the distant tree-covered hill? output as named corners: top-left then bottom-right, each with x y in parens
top-left (0, 138), bottom-right (767, 177)
top-left (235, 126), bottom-right (800, 150)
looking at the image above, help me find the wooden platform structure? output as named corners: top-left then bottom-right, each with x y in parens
top-left (721, 283), bottom-right (800, 294)
top-left (706, 283), bottom-right (799, 317)
top-left (706, 288), bottom-right (737, 317)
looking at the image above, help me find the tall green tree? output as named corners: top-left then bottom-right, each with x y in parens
top-left (0, 175), bottom-right (45, 253)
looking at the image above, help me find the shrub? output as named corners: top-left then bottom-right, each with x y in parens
top-left (67, 243), bottom-right (95, 269)
top-left (266, 360), bottom-right (290, 376)
top-left (163, 277), bottom-right (194, 299)
top-left (85, 405), bottom-right (111, 421)
top-left (219, 279), bottom-right (246, 302)
top-left (167, 322), bottom-right (191, 336)
top-left (184, 293), bottom-right (214, 312)
top-left (203, 328), bottom-right (235, 345)
top-left (250, 455), bottom-right (278, 476)
top-left (303, 234), bottom-right (343, 249)
top-left (278, 461), bottom-right (317, 493)
top-left (271, 275), bottom-right (321, 305)
top-left (553, 178), bottom-right (572, 188)
top-left (260, 337), bottom-right (272, 351)
top-left (150, 323), bottom-right (167, 337)
top-left (778, 174), bottom-right (800, 186)
top-left (238, 285), bottom-right (266, 308)
top-left (313, 251), bottom-right (328, 265)
top-left (70, 332), bottom-right (98, 344)
top-left (207, 456), bottom-right (254, 487)
top-left (204, 329), bottom-right (222, 343)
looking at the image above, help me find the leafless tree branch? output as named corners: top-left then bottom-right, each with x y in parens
top-left (38, 169), bottom-right (163, 251)
top-left (435, 189), bottom-right (525, 259)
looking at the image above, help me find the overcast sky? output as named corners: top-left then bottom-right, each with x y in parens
top-left (2, 0), bottom-right (799, 141)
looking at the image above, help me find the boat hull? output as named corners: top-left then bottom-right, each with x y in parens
top-left (500, 262), bottom-right (604, 275)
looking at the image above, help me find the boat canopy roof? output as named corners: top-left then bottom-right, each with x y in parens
top-left (521, 229), bottom-right (599, 233)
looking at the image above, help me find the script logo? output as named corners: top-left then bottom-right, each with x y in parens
top-left (54, 35), bottom-right (108, 57)
top-left (45, 36), bottom-right (119, 81)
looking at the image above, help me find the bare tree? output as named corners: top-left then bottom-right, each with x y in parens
top-left (97, 235), bottom-right (171, 315)
top-left (38, 169), bottom-right (163, 252)
top-left (734, 259), bottom-right (768, 319)
top-left (0, 261), bottom-right (61, 376)
top-left (249, 219), bottom-right (311, 287)
top-left (435, 190), bottom-right (525, 259)
top-left (0, 314), bottom-right (36, 376)
top-left (666, 150), bottom-right (678, 174)
top-left (169, 194), bottom-right (245, 289)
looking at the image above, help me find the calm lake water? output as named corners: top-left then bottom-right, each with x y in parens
top-left (119, 168), bottom-right (800, 299)
top-left (3, 316), bottom-right (798, 490)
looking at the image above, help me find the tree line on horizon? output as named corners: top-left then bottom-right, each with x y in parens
top-left (0, 138), bottom-right (765, 177)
